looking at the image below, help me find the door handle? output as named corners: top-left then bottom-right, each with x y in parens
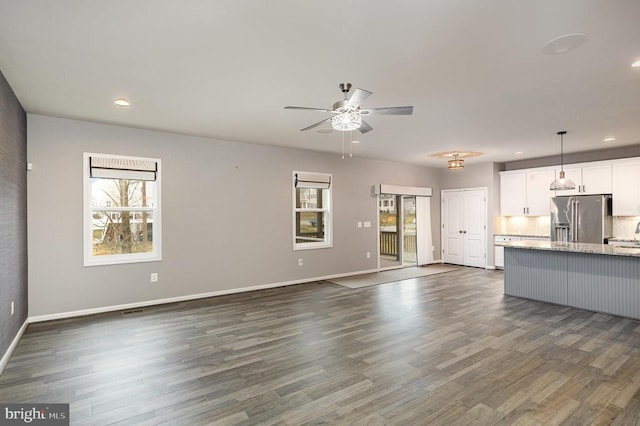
top-left (459, 230), bottom-right (463, 233)
top-left (463, 230), bottom-right (467, 234)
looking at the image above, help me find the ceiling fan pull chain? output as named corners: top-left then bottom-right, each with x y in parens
top-left (349, 131), bottom-right (353, 158)
top-left (342, 131), bottom-right (345, 160)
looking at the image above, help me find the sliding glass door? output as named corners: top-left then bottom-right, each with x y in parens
top-left (378, 194), bottom-right (418, 269)
top-left (402, 196), bottom-right (417, 267)
top-left (379, 194), bottom-right (401, 269)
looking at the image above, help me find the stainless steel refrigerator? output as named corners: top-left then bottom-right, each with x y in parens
top-left (550, 194), bottom-right (612, 244)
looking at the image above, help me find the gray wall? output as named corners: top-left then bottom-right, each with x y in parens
top-left (0, 70), bottom-right (27, 357)
top-left (504, 144), bottom-right (640, 171)
top-left (439, 162), bottom-right (502, 266)
top-left (27, 115), bottom-right (442, 317)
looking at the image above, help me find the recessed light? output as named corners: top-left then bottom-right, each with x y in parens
top-left (515, 151), bottom-right (523, 155)
top-left (604, 137), bottom-right (616, 142)
top-left (542, 33), bottom-right (587, 55)
top-left (114, 98), bottom-right (130, 107)
top-left (632, 60), bottom-right (640, 68)
top-left (352, 140), bottom-right (360, 144)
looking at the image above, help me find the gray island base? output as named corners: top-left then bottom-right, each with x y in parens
top-left (501, 240), bottom-right (640, 320)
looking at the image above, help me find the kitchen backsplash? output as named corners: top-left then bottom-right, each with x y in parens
top-left (498, 216), bottom-right (550, 236)
top-left (613, 216), bottom-right (640, 239)
top-left (497, 215), bottom-right (640, 238)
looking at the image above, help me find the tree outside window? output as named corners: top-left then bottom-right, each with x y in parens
top-left (84, 153), bottom-right (161, 266)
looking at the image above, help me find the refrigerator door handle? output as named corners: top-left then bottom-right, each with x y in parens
top-left (573, 199), bottom-right (580, 242)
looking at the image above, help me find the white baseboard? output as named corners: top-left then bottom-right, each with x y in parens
top-left (0, 319), bottom-right (28, 375)
top-left (28, 268), bottom-right (379, 323)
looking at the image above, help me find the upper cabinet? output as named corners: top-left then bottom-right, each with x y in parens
top-left (500, 172), bottom-right (526, 216)
top-left (500, 158), bottom-right (637, 217)
top-left (500, 168), bottom-right (555, 216)
top-left (612, 159), bottom-right (640, 215)
top-left (561, 164), bottom-right (612, 196)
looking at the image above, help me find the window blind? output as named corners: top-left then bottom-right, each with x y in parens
top-left (90, 156), bottom-right (157, 181)
top-left (294, 171), bottom-right (331, 189)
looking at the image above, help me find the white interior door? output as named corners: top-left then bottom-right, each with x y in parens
top-left (442, 191), bottom-right (464, 264)
top-left (442, 188), bottom-right (487, 268)
top-left (463, 189), bottom-right (486, 268)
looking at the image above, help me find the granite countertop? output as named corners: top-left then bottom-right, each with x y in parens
top-left (496, 240), bottom-right (640, 257)
top-left (608, 237), bottom-right (640, 243)
top-left (494, 234), bottom-right (550, 238)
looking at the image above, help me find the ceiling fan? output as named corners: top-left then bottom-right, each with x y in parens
top-left (284, 83), bottom-right (413, 134)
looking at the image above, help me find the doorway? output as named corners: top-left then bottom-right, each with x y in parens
top-left (378, 194), bottom-right (419, 270)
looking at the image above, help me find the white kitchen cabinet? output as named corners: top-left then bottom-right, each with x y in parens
top-left (500, 169), bottom-right (555, 216)
top-left (562, 164), bottom-right (612, 195)
top-left (494, 235), bottom-right (520, 268)
top-left (494, 235), bottom-right (550, 268)
top-left (526, 169), bottom-right (556, 215)
top-left (612, 159), bottom-right (640, 215)
top-left (499, 172), bottom-right (526, 216)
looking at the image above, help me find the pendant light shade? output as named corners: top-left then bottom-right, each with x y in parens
top-left (550, 131), bottom-right (576, 191)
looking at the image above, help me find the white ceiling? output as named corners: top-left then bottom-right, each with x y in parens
top-left (1, 0), bottom-right (639, 167)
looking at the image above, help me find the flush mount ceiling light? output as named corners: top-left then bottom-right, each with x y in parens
top-left (113, 98), bottom-right (130, 107)
top-left (542, 34), bottom-right (587, 55)
top-left (632, 60), bottom-right (640, 67)
top-left (447, 153), bottom-right (464, 170)
top-left (604, 136), bottom-right (616, 142)
top-left (430, 150), bottom-right (482, 170)
top-left (331, 110), bottom-right (362, 131)
top-left (550, 131), bottom-right (576, 191)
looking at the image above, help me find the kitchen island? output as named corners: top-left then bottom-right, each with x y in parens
top-left (498, 240), bottom-right (640, 320)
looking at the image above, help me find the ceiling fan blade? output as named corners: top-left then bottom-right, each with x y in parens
top-left (360, 106), bottom-right (413, 115)
top-left (346, 88), bottom-right (372, 108)
top-left (359, 121), bottom-right (373, 134)
top-left (300, 117), bottom-right (332, 131)
top-left (285, 106), bottom-right (334, 113)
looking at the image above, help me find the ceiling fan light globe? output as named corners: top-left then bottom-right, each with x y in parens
top-left (331, 111), bottom-right (362, 131)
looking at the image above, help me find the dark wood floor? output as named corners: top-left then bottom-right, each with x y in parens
top-left (3, 267), bottom-right (640, 425)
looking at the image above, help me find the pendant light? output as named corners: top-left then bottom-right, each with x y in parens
top-left (549, 131), bottom-right (576, 191)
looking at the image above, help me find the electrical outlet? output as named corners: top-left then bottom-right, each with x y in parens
top-left (298, 258), bottom-right (303, 266)
top-left (11, 301), bottom-right (14, 316)
top-left (366, 252), bottom-right (371, 258)
top-left (150, 273), bottom-right (158, 282)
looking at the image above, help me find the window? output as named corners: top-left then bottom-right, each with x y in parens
top-left (84, 153), bottom-right (161, 266)
top-left (293, 171), bottom-right (332, 250)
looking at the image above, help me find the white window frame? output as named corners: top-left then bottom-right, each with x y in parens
top-left (292, 171), bottom-right (332, 250)
top-left (83, 152), bottom-right (162, 266)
